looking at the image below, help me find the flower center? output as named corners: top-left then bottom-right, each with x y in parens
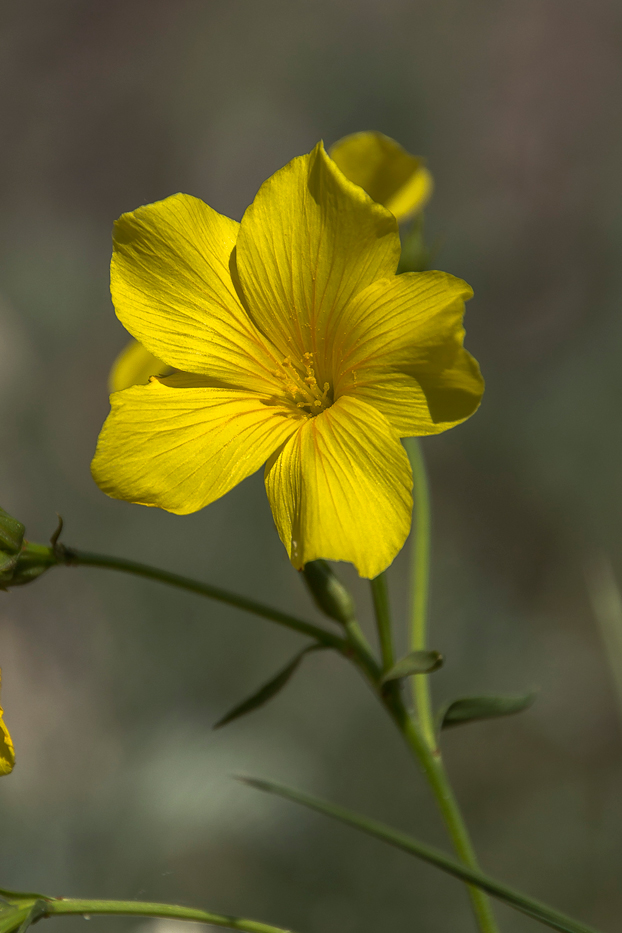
top-left (273, 352), bottom-right (332, 415)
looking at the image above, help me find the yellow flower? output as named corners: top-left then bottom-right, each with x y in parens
top-left (0, 671), bottom-right (15, 776)
top-left (329, 131), bottom-right (433, 223)
top-left (109, 132), bottom-right (431, 394)
top-left (92, 142), bottom-right (482, 578)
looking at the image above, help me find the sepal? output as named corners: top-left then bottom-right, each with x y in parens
top-left (302, 560), bottom-right (356, 626)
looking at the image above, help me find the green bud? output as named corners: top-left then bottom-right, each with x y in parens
top-left (0, 507), bottom-right (26, 586)
top-left (7, 542), bottom-right (56, 587)
top-left (0, 508), bottom-right (57, 590)
top-left (0, 507), bottom-right (25, 556)
top-left (302, 560), bottom-right (356, 626)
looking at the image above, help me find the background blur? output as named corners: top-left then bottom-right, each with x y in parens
top-left (1, 1), bottom-right (622, 931)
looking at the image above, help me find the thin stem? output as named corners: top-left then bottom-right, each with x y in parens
top-left (51, 543), bottom-right (496, 928)
top-left (404, 437), bottom-right (435, 749)
top-left (370, 572), bottom-right (394, 671)
top-left (243, 778), bottom-right (601, 933)
top-left (391, 702), bottom-right (499, 933)
top-left (56, 547), bottom-right (344, 651)
top-left (43, 899), bottom-right (293, 933)
top-left (363, 561), bottom-right (497, 932)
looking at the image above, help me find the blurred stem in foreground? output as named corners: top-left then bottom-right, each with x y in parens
top-left (241, 777), bottom-right (601, 933)
top-left (586, 553), bottom-right (622, 725)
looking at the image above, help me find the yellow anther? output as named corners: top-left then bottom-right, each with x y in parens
top-left (272, 350), bottom-right (332, 415)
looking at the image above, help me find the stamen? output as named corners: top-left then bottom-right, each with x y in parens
top-left (272, 351), bottom-right (332, 414)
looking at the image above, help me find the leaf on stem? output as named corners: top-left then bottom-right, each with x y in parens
top-left (380, 650), bottom-right (443, 684)
top-left (438, 693), bottom-right (536, 730)
top-left (213, 645), bottom-right (326, 729)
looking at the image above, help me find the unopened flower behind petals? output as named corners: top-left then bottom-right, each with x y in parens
top-left (109, 338), bottom-right (174, 393)
top-left (329, 131), bottom-right (433, 223)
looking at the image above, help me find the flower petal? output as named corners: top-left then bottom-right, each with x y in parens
top-left (236, 142), bottom-right (400, 366)
top-left (332, 272), bottom-right (483, 435)
top-left (111, 194), bottom-right (281, 393)
top-left (92, 380), bottom-right (303, 514)
top-left (0, 672), bottom-right (14, 777)
top-left (329, 131), bottom-right (433, 223)
top-left (0, 713), bottom-right (14, 776)
top-left (109, 339), bottom-right (174, 392)
top-left (264, 396), bottom-right (413, 579)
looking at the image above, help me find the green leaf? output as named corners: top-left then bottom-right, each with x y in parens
top-left (213, 645), bottom-right (325, 730)
top-left (238, 776), bottom-right (602, 933)
top-left (439, 693), bottom-right (536, 730)
top-left (381, 650), bottom-right (443, 684)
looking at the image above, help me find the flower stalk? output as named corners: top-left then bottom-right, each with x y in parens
top-left (0, 896), bottom-right (293, 933)
top-left (405, 436), bottom-right (435, 750)
top-left (367, 560), bottom-right (498, 933)
top-left (370, 572), bottom-right (395, 672)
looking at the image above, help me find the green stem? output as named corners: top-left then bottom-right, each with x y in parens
top-left (363, 562), bottom-right (497, 932)
top-left (370, 572), bottom-right (394, 671)
top-left (56, 547), bottom-right (344, 651)
top-left (41, 898), bottom-right (292, 933)
top-left (242, 777), bottom-right (601, 933)
top-left (404, 437), bottom-right (435, 749)
top-left (52, 543), bottom-right (495, 929)
top-left (391, 702), bottom-right (499, 933)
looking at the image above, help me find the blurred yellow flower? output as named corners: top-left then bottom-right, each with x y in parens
top-left (329, 131), bottom-right (433, 223)
top-left (93, 142), bottom-right (482, 578)
top-left (0, 671), bottom-right (15, 776)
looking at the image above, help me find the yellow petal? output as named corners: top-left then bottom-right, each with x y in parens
top-left (332, 272), bottom-right (483, 436)
top-left (329, 132), bottom-right (433, 223)
top-left (109, 339), bottom-right (174, 393)
top-left (0, 672), bottom-right (15, 776)
top-left (111, 194), bottom-right (281, 393)
top-left (91, 379), bottom-right (303, 514)
top-left (264, 396), bottom-right (412, 579)
top-left (236, 142), bottom-right (400, 366)
top-left (0, 714), bottom-right (15, 776)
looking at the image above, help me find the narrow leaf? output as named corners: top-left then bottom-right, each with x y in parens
top-left (439, 693), bottom-right (536, 730)
top-left (381, 650), bottom-right (443, 684)
top-left (214, 646), bottom-right (324, 730)
top-left (238, 776), bottom-right (601, 933)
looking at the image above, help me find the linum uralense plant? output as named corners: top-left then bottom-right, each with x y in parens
top-left (0, 132), bottom-right (603, 933)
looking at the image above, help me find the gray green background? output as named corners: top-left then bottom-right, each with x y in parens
top-left (1, 1), bottom-right (622, 931)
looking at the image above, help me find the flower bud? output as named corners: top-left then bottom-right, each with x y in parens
top-left (0, 507), bottom-right (25, 555)
top-left (0, 507), bottom-right (25, 587)
top-left (7, 542), bottom-right (56, 588)
top-left (0, 508), bottom-right (56, 590)
top-left (302, 559), bottom-right (356, 626)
